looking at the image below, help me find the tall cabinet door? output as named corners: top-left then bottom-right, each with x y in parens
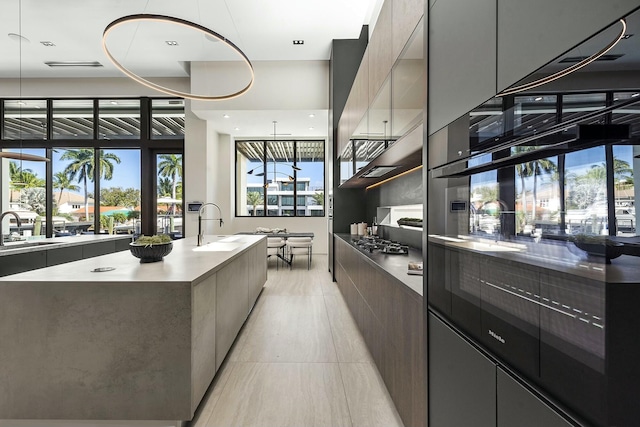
top-left (429, 313), bottom-right (496, 427)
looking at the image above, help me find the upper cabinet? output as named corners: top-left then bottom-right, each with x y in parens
top-left (338, 0), bottom-right (425, 187)
top-left (392, 19), bottom-right (425, 141)
top-left (392, 0), bottom-right (425, 62)
top-left (368, 0), bottom-right (393, 102)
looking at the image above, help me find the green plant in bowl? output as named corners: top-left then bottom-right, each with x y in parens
top-left (568, 234), bottom-right (624, 263)
top-left (130, 234), bottom-right (173, 263)
top-left (132, 234), bottom-right (172, 247)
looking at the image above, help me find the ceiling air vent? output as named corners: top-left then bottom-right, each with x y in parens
top-left (361, 166), bottom-right (398, 178)
top-left (559, 54), bottom-right (624, 63)
top-left (45, 61), bottom-right (103, 67)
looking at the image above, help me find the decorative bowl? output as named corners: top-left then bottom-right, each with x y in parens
top-left (573, 241), bottom-right (624, 264)
top-left (129, 241), bottom-right (173, 263)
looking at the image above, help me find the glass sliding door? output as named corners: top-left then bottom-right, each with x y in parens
top-left (156, 152), bottom-right (183, 237)
top-left (99, 149), bottom-right (140, 235)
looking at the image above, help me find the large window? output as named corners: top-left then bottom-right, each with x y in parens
top-left (1, 97), bottom-right (184, 238)
top-left (235, 140), bottom-right (324, 217)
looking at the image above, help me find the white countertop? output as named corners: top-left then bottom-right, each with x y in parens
top-left (0, 235), bottom-right (266, 284)
top-left (0, 234), bottom-right (131, 256)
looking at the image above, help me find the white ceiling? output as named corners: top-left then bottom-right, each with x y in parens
top-left (1, 0), bottom-right (385, 138)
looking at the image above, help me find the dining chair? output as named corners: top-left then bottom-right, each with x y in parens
top-left (267, 237), bottom-right (286, 270)
top-left (285, 237), bottom-right (313, 270)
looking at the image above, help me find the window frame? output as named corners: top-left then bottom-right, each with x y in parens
top-left (235, 139), bottom-right (325, 217)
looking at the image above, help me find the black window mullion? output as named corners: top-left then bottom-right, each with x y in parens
top-left (93, 99), bottom-right (99, 140)
top-left (45, 147), bottom-right (53, 238)
top-left (0, 100), bottom-right (4, 140)
top-left (263, 141), bottom-right (267, 216)
top-left (293, 140), bottom-right (298, 216)
top-left (93, 148), bottom-right (101, 234)
top-left (141, 97), bottom-right (151, 141)
top-left (558, 154), bottom-right (566, 235)
top-left (605, 145), bottom-right (616, 236)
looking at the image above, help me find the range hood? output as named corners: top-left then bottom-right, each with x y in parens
top-left (340, 123), bottom-right (423, 188)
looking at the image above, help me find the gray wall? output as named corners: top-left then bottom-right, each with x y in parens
top-left (331, 27), bottom-right (369, 234)
top-left (366, 168), bottom-right (423, 249)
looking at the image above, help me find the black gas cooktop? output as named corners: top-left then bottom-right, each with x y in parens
top-left (352, 236), bottom-right (410, 255)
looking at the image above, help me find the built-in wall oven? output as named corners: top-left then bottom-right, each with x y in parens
top-left (427, 83), bottom-right (640, 426)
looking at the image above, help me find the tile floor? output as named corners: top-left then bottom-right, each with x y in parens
top-left (189, 254), bottom-right (404, 427)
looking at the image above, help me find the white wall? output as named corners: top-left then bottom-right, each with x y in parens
top-left (184, 114), bottom-right (328, 252)
top-left (187, 59), bottom-right (330, 253)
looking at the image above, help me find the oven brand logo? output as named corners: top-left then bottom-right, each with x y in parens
top-left (488, 329), bottom-right (505, 344)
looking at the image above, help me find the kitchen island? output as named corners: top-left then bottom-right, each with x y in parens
top-left (0, 234), bottom-right (267, 425)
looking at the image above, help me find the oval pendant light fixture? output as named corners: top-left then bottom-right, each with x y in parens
top-left (497, 19), bottom-right (626, 96)
top-left (102, 14), bottom-right (254, 101)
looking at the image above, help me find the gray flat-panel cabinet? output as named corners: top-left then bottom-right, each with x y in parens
top-left (428, 0), bottom-right (497, 135)
top-left (497, 367), bottom-right (574, 427)
top-left (496, 0), bottom-right (640, 92)
top-left (429, 313), bottom-right (496, 427)
top-left (215, 254), bottom-right (249, 371)
top-left (82, 240), bottom-right (116, 259)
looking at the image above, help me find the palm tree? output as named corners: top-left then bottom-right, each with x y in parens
top-left (530, 157), bottom-right (558, 221)
top-left (61, 149), bottom-right (121, 220)
top-left (8, 161), bottom-right (44, 197)
top-left (246, 191), bottom-right (263, 216)
top-left (53, 171), bottom-right (80, 207)
top-left (311, 192), bottom-right (324, 206)
top-left (158, 154), bottom-right (183, 214)
top-left (515, 161), bottom-right (534, 222)
top-left (157, 177), bottom-right (173, 197)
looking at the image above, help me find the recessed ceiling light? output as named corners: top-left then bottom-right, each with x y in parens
top-left (234, 127), bottom-right (240, 131)
top-left (165, 40), bottom-right (178, 46)
top-left (535, 96), bottom-right (543, 101)
top-left (309, 127), bottom-right (314, 130)
top-left (45, 61), bottom-right (103, 67)
top-left (223, 114), bottom-right (230, 119)
top-left (293, 40), bottom-right (304, 45)
top-left (40, 41), bottom-right (55, 47)
top-left (308, 114), bottom-right (315, 118)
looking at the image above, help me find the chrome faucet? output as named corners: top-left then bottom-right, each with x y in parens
top-left (197, 203), bottom-right (224, 246)
top-left (0, 211), bottom-right (22, 246)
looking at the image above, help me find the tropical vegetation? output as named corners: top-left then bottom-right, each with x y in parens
top-left (246, 191), bottom-right (263, 216)
top-left (157, 154), bottom-right (183, 214)
top-left (60, 149), bottom-right (121, 220)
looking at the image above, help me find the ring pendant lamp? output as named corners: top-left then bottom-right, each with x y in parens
top-left (102, 14), bottom-right (254, 101)
top-left (497, 19), bottom-right (626, 96)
